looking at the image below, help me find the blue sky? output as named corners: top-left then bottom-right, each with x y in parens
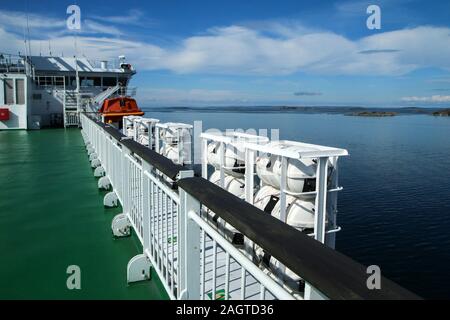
top-left (1, 0), bottom-right (450, 107)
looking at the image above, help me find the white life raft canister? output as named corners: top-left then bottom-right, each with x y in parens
top-left (138, 134), bottom-right (149, 146)
top-left (207, 142), bottom-right (245, 177)
top-left (256, 155), bottom-right (317, 195)
top-left (253, 185), bottom-right (316, 230)
top-left (160, 144), bottom-right (191, 165)
top-left (207, 170), bottom-right (245, 244)
top-left (209, 170), bottom-right (245, 198)
top-left (160, 123), bottom-right (192, 144)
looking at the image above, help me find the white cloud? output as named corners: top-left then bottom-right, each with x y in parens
top-left (154, 24), bottom-right (450, 76)
top-left (0, 9), bottom-right (133, 43)
top-left (401, 95), bottom-right (450, 103)
top-left (0, 10), bottom-right (65, 30)
top-left (1, 9), bottom-right (450, 78)
top-left (30, 35), bottom-right (164, 68)
top-left (89, 9), bottom-right (152, 27)
top-left (0, 27), bottom-right (28, 55)
top-left (82, 20), bottom-right (124, 36)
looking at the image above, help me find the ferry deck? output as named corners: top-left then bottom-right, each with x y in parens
top-left (0, 128), bottom-right (168, 299)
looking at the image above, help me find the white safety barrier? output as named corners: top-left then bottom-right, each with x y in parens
top-left (80, 113), bottom-right (302, 300)
top-left (64, 111), bottom-right (80, 127)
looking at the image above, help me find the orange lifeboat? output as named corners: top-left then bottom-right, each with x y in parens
top-left (98, 97), bottom-right (144, 126)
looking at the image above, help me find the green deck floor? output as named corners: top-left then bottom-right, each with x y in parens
top-left (0, 129), bottom-right (169, 300)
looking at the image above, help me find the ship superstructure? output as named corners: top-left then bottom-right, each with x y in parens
top-left (0, 53), bottom-right (135, 130)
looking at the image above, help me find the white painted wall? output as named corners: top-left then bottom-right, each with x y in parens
top-left (28, 88), bottom-right (65, 128)
top-left (0, 74), bottom-right (28, 130)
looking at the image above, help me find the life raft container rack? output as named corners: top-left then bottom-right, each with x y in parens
top-left (122, 115), bottom-right (143, 138)
top-left (133, 118), bottom-right (160, 149)
top-left (200, 132), bottom-right (270, 245)
top-left (155, 122), bottom-right (193, 166)
top-left (200, 131), bottom-right (348, 293)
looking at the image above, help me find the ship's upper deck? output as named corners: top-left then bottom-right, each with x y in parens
top-left (31, 56), bottom-right (134, 75)
top-left (0, 52), bottom-right (135, 76)
top-left (0, 128), bottom-right (167, 299)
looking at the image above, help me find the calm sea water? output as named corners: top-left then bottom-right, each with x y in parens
top-left (146, 110), bottom-right (450, 299)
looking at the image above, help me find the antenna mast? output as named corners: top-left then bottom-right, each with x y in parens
top-left (23, 0), bottom-right (33, 76)
top-left (22, 22), bottom-right (29, 75)
top-left (74, 29), bottom-right (80, 112)
top-left (25, 0), bottom-right (32, 58)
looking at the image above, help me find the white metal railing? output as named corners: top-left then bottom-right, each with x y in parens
top-left (0, 53), bottom-right (26, 73)
top-left (80, 113), bottom-right (302, 300)
top-left (79, 113), bottom-right (419, 300)
top-left (179, 189), bottom-right (298, 300)
top-left (65, 112), bottom-right (80, 127)
top-left (34, 76), bottom-right (65, 88)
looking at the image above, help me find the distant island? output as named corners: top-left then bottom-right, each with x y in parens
top-left (142, 105), bottom-right (450, 117)
top-left (351, 111), bottom-right (397, 117)
top-left (432, 109), bottom-right (450, 116)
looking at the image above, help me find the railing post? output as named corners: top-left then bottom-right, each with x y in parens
top-left (305, 156), bottom-right (330, 300)
top-left (121, 143), bottom-right (132, 214)
top-left (155, 126), bottom-right (160, 154)
top-left (304, 284), bottom-right (328, 300)
top-left (178, 170), bottom-right (201, 300)
top-left (142, 162), bottom-right (151, 250)
top-left (244, 148), bottom-right (255, 204)
top-left (326, 157), bottom-right (339, 249)
top-left (314, 156), bottom-right (329, 244)
top-left (201, 138), bottom-right (208, 179)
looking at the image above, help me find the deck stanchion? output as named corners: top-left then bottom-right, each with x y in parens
top-left (178, 170), bottom-right (201, 300)
top-left (314, 157), bottom-right (329, 244)
top-left (142, 162), bottom-right (152, 250)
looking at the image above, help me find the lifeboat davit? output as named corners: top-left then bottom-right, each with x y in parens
top-left (99, 97), bottom-right (144, 126)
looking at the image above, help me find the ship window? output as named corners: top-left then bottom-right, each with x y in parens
top-left (32, 93), bottom-right (42, 100)
top-left (93, 77), bottom-right (101, 86)
top-left (4, 79), bottom-right (14, 105)
top-left (37, 76), bottom-right (52, 86)
top-left (41, 77), bottom-right (52, 86)
top-left (54, 77), bottom-right (64, 87)
top-left (15, 79), bottom-right (25, 105)
top-left (81, 78), bottom-right (94, 87)
top-left (103, 77), bottom-right (117, 87)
